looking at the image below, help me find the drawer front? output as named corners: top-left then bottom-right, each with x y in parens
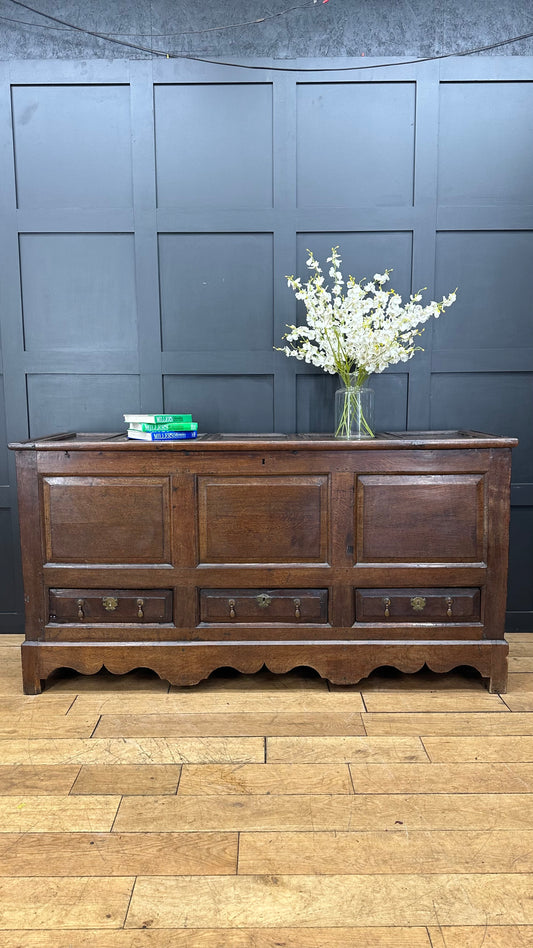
top-left (49, 589), bottom-right (173, 623)
top-left (200, 589), bottom-right (328, 623)
top-left (355, 588), bottom-right (481, 622)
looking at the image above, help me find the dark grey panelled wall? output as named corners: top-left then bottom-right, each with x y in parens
top-left (0, 1), bottom-right (532, 634)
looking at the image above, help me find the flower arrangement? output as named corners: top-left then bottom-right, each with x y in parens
top-left (276, 247), bottom-right (457, 437)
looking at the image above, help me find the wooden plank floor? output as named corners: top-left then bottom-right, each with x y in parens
top-left (0, 635), bottom-right (533, 947)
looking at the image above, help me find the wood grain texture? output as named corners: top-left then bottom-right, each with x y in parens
top-left (0, 832), bottom-right (237, 876)
top-left (364, 712), bottom-right (533, 736)
top-left (266, 735), bottom-right (427, 763)
top-left (71, 688), bottom-right (362, 714)
top-left (0, 765), bottom-right (80, 795)
top-left (178, 763), bottom-right (354, 795)
top-left (349, 762), bottom-right (533, 793)
top-left (94, 711), bottom-right (365, 738)
top-left (238, 829), bottom-right (533, 874)
top-left (71, 764), bottom-right (182, 795)
top-left (362, 693), bottom-right (507, 712)
top-left (0, 737), bottom-right (264, 765)
top-left (427, 927), bottom-right (533, 947)
top-left (0, 928), bottom-right (433, 947)
top-left (423, 737), bottom-right (533, 762)
top-left (0, 876), bottom-right (134, 930)
top-left (113, 792), bottom-right (533, 833)
top-left (125, 873), bottom-right (533, 928)
top-left (0, 795), bottom-right (120, 832)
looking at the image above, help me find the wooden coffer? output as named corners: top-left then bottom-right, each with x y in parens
top-left (9, 430), bottom-right (516, 694)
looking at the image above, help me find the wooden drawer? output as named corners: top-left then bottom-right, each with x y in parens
top-left (355, 588), bottom-right (481, 622)
top-left (200, 589), bottom-right (328, 623)
top-left (49, 589), bottom-right (173, 623)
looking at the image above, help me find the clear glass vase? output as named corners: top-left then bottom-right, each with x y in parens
top-left (334, 378), bottom-right (375, 439)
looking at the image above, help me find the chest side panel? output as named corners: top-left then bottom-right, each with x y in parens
top-left (42, 475), bottom-right (172, 565)
top-left (356, 473), bottom-right (486, 564)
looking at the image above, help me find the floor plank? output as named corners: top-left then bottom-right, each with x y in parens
top-left (0, 795), bottom-right (120, 832)
top-left (0, 737), bottom-right (264, 765)
top-left (505, 673), bottom-right (533, 693)
top-left (363, 712), bottom-right (533, 736)
top-left (266, 735), bottom-right (427, 763)
top-left (0, 927), bottom-right (433, 947)
top-left (178, 763), bottom-right (353, 795)
top-left (0, 765), bottom-right (80, 795)
top-left (0, 876), bottom-right (134, 930)
top-left (71, 690), bottom-right (365, 713)
top-left (503, 693), bottom-right (533, 712)
top-left (0, 713), bottom-right (101, 739)
top-left (238, 829), bottom-right (533, 874)
top-left (349, 762), bottom-right (533, 793)
top-left (427, 926), bottom-right (533, 947)
top-left (94, 711), bottom-right (365, 738)
top-left (362, 693), bottom-right (507, 712)
top-left (125, 873), bottom-right (533, 927)
top-left (71, 764), bottom-right (182, 795)
top-left (0, 832), bottom-right (237, 876)
top-left (423, 737), bottom-right (533, 762)
top-left (113, 792), bottom-right (533, 833)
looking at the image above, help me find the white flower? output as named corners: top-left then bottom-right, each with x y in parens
top-left (276, 248), bottom-right (457, 388)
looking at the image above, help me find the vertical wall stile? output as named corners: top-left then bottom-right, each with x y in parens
top-left (130, 61), bottom-right (164, 413)
top-left (273, 72), bottom-right (298, 433)
top-left (407, 59), bottom-right (441, 430)
top-left (0, 63), bottom-right (28, 627)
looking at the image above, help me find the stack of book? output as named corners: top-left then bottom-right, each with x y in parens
top-left (124, 413), bottom-right (198, 441)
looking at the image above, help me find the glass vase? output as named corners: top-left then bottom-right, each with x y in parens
top-left (334, 378), bottom-right (375, 439)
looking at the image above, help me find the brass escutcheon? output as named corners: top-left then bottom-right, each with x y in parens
top-left (256, 594), bottom-right (272, 609)
top-left (102, 596), bottom-right (118, 612)
top-left (410, 596), bottom-right (427, 613)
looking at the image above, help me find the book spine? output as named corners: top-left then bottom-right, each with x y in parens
top-left (153, 414), bottom-right (192, 424)
top-left (150, 430), bottom-right (198, 440)
top-left (123, 414), bottom-right (193, 424)
top-left (131, 422), bottom-right (198, 432)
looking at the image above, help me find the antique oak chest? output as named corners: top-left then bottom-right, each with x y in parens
top-left (9, 430), bottom-right (516, 694)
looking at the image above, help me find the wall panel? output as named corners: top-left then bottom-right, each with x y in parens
top-left (159, 233), bottom-right (274, 352)
top-left (154, 83), bottom-right (273, 209)
top-left (19, 233), bottom-right (138, 351)
top-left (11, 84), bottom-right (133, 209)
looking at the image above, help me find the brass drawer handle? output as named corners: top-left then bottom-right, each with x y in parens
top-left (102, 596), bottom-right (118, 612)
top-left (294, 598), bottom-right (301, 619)
top-left (136, 598), bottom-right (144, 619)
top-left (383, 597), bottom-right (391, 618)
top-left (77, 599), bottom-right (84, 620)
top-left (228, 599), bottom-right (236, 619)
top-left (410, 596), bottom-right (426, 613)
top-left (446, 596), bottom-right (453, 618)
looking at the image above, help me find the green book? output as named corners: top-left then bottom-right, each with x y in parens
top-left (129, 421), bottom-right (198, 432)
top-left (123, 413), bottom-right (192, 425)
